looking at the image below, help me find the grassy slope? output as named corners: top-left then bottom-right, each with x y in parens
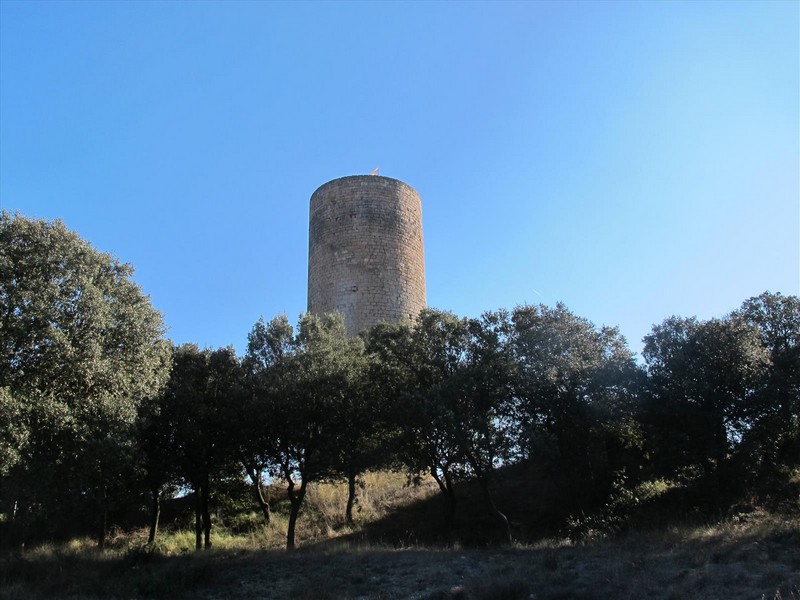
top-left (2, 470), bottom-right (799, 599)
top-left (2, 512), bottom-right (798, 600)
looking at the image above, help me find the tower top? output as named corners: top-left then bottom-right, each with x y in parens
top-left (307, 175), bottom-right (426, 336)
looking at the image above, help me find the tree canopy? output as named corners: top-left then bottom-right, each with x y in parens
top-left (2, 211), bottom-right (797, 551)
top-left (0, 212), bottom-right (171, 544)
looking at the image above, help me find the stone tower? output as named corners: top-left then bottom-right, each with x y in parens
top-left (307, 175), bottom-right (426, 336)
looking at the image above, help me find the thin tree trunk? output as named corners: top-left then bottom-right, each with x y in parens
top-left (716, 419), bottom-right (729, 468)
top-left (148, 488), bottom-right (161, 544)
top-left (254, 481), bottom-right (271, 525)
top-left (430, 466), bottom-right (457, 532)
top-left (443, 471), bottom-right (457, 532)
top-left (478, 475), bottom-right (512, 545)
top-left (345, 467), bottom-right (357, 525)
top-left (586, 444), bottom-right (597, 497)
top-left (12, 499), bottom-right (26, 551)
top-left (201, 482), bottom-right (212, 549)
top-left (97, 485), bottom-right (108, 549)
top-left (98, 508), bottom-right (107, 549)
top-left (286, 479), bottom-right (307, 551)
top-left (243, 462), bottom-right (271, 524)
top-left (194, 488), bottom-right (202, 551)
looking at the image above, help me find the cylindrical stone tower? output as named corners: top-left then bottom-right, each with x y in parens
top-left (308, 175), bottom-right (426, 336)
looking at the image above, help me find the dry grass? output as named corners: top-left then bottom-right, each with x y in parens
top-left (118, 471), bottom-right (440, 555)
top-left (2, 508), bottom-right (797, 599)
top-left (296, 471), bottom-right (439, 542)
top-left (3, 470), bottom-right (798, 599)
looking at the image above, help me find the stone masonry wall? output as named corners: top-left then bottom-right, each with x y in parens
top-left (307, 175), bottom-right (426, 337)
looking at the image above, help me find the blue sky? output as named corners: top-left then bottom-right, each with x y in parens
top-left (1, 1), bottom-right (797, 357)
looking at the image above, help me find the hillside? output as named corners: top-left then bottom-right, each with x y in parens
top-left (2, 467), bottom-right (798, 600)
top-left (2, 511), bottom-right (797, 600)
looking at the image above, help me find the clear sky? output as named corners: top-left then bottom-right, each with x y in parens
top-left (1, 1), bottom-right (798, 357)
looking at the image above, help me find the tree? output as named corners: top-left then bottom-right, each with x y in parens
top-left (0, 388), bottom-right (27, 478)
top-left (732, 292), bottom-right (800, 480)
top-left (0, 212), bottom-right (171, 546)
top-left (231, 365), bottom-right (274, 526)
top-left (327, 338), bottom-right (377, 526)
top-left (394, 309), bottom-right (470, 531)
top-left (642, 315), bottom-right (770, 477)
top-left (245, 313), bottom-right (356, 550)
top-left (135, 386), bottom-right (180, 544)
top-left (163, 344), bottom-right (242, 550)
top-left (453, 311), bottom-right (517, 543)
top-left (737, 292), bottom-right (800, 356)
top-left (239, 315), bottom-right (297, 528)
top-left (510, 303), bottom-right (642, 502)
top-left (368, 309), bottom-right (518, 541)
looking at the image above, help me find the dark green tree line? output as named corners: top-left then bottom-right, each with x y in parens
top-left (3, 212), bottom-right (797, 550)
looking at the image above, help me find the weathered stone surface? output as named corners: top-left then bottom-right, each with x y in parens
top-left (307, 175), bottom-right (426, 336)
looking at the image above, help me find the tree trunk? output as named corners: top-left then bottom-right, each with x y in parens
top-left (286, 479), bottom-right (307, 551)
top-left (201, 482), bottom-right (212, 549)
top-left (98, 508), bottom-right (108, 549)
top-left (194, 489), bottom-right (202, 551)
top-left (97, 485), bottom-right (108, 549)
top-left (345, 467), bottom-right (357, 525)
top-left (479, 475), bottom-right (512, 545)
top-left (443, 470), bottom-right (457, 527)
top-left (255, 482), bottom-right (271, 525)
top-left (11, 499), bottom-right (26, 551)
top-left (148, 488), bottom-right (161, 544)
top-left (716, 419), bottom-right (729, 468)
top-left (243, 462), bottom-right (271, 524)
top-left (430, 466), bottom-right (457, 533)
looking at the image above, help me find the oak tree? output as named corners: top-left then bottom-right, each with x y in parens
top-left (0, 212), bottom-right (171, 546)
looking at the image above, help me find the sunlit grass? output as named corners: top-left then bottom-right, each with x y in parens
top-left (3, 505), bottom-right (798, 600)
top-left (3, 471), bottom-right (797, 599)
top-left (116, 471), bottom-right (437, 556)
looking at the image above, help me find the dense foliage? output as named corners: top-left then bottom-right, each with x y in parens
top-left (0, 212), bottom-right (171, 546)
top-left (1, 213), bottom-right (797, 550)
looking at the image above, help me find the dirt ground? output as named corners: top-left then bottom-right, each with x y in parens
top-left (3, 512), bottom-right (797, 600)
top-left (190, 524), bottom-right (800, 600)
